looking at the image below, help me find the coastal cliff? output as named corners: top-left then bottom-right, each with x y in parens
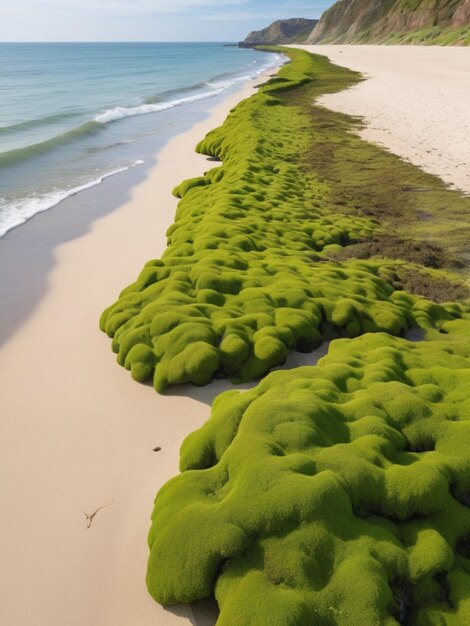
top-left (307, 0), bottom-right (470, 44)
top-left (241, 18), bottom-right (317, 45)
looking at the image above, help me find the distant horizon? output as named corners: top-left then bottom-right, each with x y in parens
top-left (0, 1), bottom-right (333, 43)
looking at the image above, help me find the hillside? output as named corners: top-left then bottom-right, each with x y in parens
top-left (242, 18), bottom-right (318, 45)
top-left (307, 0), bottom-right (470, 44)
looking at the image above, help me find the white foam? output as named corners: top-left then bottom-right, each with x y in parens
top-left (206, 54), bottom-right (287, 90)
top-left (95, 88), bottom-right (226, 124)
top-left (0, 52), bottom-right (288, 239)
top-left (94, 54), bottom-right (287, 125)
top-left (0, 160), bottom-right (144, 238)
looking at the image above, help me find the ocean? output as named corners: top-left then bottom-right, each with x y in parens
top-left (0, 42), bottom-right (284, 238)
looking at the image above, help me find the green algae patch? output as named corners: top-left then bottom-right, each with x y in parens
top-left (100, 47), bottom-right (468, 391)
top-left (96, 46), bottom-right (470, 623)
top-left (147, 322), bottom-right (470, 624)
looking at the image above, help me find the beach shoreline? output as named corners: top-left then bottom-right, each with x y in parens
top-left (0, 42), bottom-right (284, 241)
top-left (0, 67), bottom-right (284, 626)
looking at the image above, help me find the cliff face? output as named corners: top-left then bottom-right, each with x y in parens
top-left (243, 18), bottom-right (318, 44)
top-left (307, 0), bottom-right (470, 44)
top-left (453, 0), bottom-right (470, 25)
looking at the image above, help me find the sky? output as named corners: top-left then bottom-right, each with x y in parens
top-left (0, 0), bottom-right (335, 42)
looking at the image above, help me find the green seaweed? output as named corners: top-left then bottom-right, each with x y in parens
top-left (100, 48), bottom-right (469, 391)
top-left (296, 94), bottom-right (470, 268)
top-left (96, 46), bottom-right (470, 623)
top-left (147, 321), bottom-right (470, 624)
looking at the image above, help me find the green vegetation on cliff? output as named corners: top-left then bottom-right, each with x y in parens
top-left (307, 0), bottom-right (470, 45)
top-left (100, 48), bottom-right (469, 392)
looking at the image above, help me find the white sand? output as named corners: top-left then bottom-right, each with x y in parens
top-left (291, 45), bottom-right (470, 195)
top-left (0, 76), bottom-right (269, 626)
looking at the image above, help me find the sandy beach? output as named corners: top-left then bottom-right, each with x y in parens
top-left (1, 45), bottom-right (470, 626)
top-left (0, 59), bottom-right (330, 626)
top-left (0, 73), bottom-right (277, 626)
top-left (291, 45), bottom-right (470, 195)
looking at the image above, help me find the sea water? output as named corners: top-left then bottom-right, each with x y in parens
top-left (0, 43), bottom-right (284, 237)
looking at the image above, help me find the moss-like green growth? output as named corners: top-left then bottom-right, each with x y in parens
top-left (147, 319), bottom-right (470, 624)
top-left (97, 46), bottom-right (470, 623)
top-left (100, 48), bottom-right (469, 391)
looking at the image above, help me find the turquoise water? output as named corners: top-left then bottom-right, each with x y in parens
top-left (0, 43), bottom-right (284, 237)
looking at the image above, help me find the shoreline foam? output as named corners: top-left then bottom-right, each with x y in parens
top-left (0, 49), bottom-right (286, 241)
top-left (0, 160), bottom-right (145, 238)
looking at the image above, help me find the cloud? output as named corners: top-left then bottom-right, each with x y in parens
top-left (193, 2), bottom-right (329, 23)
top-left (104, 0), bottom-right (248, 5)
top-left (203, 10), bottom-right (325, 22)
top-left (1, 0), bottom-right (250, 18)
top-left (1, 0), bottom-right (327, 20)
top-left (0, 0), bottom-right (333, 41)
top-left (92, 0), bottom-right (251, 14)
top-left (202, 11), bottom-right (291, 22)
